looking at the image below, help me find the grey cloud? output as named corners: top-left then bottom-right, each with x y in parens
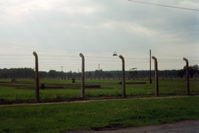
top-left (0, 0), bottom-right (198, 71)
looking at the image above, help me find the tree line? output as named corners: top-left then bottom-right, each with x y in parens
top-left (0, 65), bottom-right (198, 80)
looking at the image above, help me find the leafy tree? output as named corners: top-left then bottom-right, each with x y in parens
top-left (178, 65), bottom-right (199, 78)
top-left (188, 65), bottom-right (199, 78)
top-left (48, 70), bottom-right (58, 78)
top-left (177, 69), bottom-right (184, 78)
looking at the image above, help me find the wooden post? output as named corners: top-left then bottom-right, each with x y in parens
top-left (33, 51), bottom-right (40, 102)
top-left (79, 53), bottom-right (85, 99)
top-left (149, 49), bottom-right (152, 84)
top-left (183, 57), bottom-right (190, 95)
top-left (152, 56), bottom-right (159, 97)
top-left (119, 55), bottom-right (126, 98)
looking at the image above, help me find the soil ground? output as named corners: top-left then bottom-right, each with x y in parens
top-left (67, 120), bottom-right (199, 133)
top-left (1, 95), bottom-right (198, 106)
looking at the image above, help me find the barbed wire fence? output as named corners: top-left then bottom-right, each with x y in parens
top-left (0, 51), bottom-right (198, 80)
top-left (0, 51), bottom-right (198, 102)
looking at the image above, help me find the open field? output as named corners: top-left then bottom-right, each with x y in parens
top-left (0, 79), bottom-right (199, 132)
top-left (0, 78), bottom-right (199, 103)
top-left (0, 96), bottom-right (199, 133)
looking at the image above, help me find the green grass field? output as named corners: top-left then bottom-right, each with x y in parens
top-left (0, 78), bottom-right (199, 103)
top-left (0, 79), bottom-right (199, 133)
top-left (0, 96), bottom-right (199, 133)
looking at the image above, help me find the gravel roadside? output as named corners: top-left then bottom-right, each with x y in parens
top-left (67, 120), bottom-right (199, 133)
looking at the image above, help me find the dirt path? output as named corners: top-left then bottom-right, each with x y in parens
top-left (67, 120), bottom-right (199, 133)
top-left (1, 95), bottom-right (198, 107)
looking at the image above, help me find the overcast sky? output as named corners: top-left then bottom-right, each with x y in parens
top-left (0, 0), bottom-right (198, 72)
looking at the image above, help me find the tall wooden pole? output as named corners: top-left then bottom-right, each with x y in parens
top-left (152, 56), bottom-right (159, 97)
top-left (119, 55), bottom-right (126, 98)
top-left (183, 57), bottom-right (190, 95)
top-left (33, 51), bottom-right (40, 102)
top-left (149, 49), bottom-right (152, 84)
top-left (79, 53), bottom-right (85, 99)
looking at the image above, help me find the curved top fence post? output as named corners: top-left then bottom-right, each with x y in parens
top-left (183, 57), bottom-right (189, 66)
top-left (152, 56), bottom-right (157, 63)
top-left (33, 51), bottom-right (40, 102)
top-left (183, 57), bottom-right (190, 95)
top-left (79, 53), bottom-right (85, 99)
top-left (152, 56), bottom-right (159, 96)
top-left (119, 55), bottom-right (126, 98)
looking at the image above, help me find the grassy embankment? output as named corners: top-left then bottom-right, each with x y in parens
top-left (0, 96), bottom-right (199, 133)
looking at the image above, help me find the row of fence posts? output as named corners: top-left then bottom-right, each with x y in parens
top-left (32, 51), bottom-right (190, 102)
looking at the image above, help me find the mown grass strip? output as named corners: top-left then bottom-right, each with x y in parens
top-left (1, 79), bottom-right (199, 103)
top-left (0, 96), bottom-right (199, 133)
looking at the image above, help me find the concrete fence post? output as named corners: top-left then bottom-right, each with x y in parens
top-left (33, 51), bottom-right (40, 102)
top-left (183, 57), bottom-right (190, 95)
top-left (119, 55), bottom-right (126, 98)
top-left (79, 53), bottom-right (85, 99)
top-left (152, 56), bottom-right (159, 97)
